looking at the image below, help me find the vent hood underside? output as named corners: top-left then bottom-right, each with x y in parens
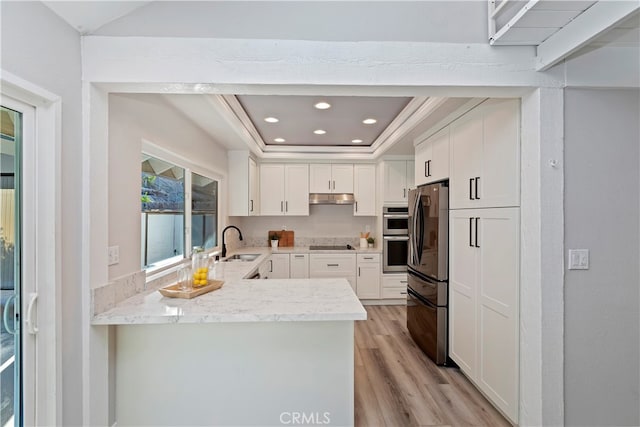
top-left (309, 193), bottom-right (355, 205)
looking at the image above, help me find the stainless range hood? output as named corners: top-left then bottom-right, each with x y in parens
top-left (309, 193), bottom-right (355, 205)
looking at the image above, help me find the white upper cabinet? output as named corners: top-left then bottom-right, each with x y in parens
top-left (285, 164), bottom-right (310, 215)
top-left (415, 127), bottom-right (450, 186)
top-left (383, 160), bottom-right (414, 203)
top-left (450, 99), bottom-right (520, 209)
top-left (227, 151), bottom-right (260, 216)
top-left (309, 164), bottom-right (354, 193)
top-left (353, 164), bottom-right (376, 216)
top-left (259, 164), bottom-right (309, 216)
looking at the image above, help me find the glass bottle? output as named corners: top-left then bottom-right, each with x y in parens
top-left (191, 246), bottom-right (209, 288)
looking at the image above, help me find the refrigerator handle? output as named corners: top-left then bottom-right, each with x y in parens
top-left (416, 196), bottom-right (425, 264)
top-left (475, 177), bottom-right (480, 200)
top-left (475, 217), bottom-right (480, 248)
top-left (410, 190), bottom-right (421, 265)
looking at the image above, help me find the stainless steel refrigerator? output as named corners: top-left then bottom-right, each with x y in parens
top-left (407, 181), bottom-right (449, 365)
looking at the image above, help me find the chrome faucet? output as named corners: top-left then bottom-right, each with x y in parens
top-left (221, 225), bottom-right (243, 258)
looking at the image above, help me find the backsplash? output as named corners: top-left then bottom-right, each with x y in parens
top-left (237, 236), bottom-right (362, 249)
top-left (92, 270), bottom-right (146, 316)
top-left (227, 204), bottom-right (377, 251)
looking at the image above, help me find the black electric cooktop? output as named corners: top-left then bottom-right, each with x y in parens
top-left (309, 245), bottom-right (355, 250)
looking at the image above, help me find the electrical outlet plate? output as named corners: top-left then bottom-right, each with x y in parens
top-left (108, 246), bottom-right (120, 266)
top-left (568, 249), bottom-right (589, 270)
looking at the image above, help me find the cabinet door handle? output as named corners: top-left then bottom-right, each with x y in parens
top-left (403, 188), bottom-right (406, 199)
top-left (475, 177), bottom-right (480, 200)
top-left (400, 280), bottom-right (408, 284)
top-left (400, 291), bottom-right (408, 295)
top-left (358, 267), bottom-right (361, 276)
top-left (269, 260), bottom-right (273, 272)
top-left (327, 264), bottom-right (339, 267)
top-left (424, 161), bottom-right (429, 178)
top-left (355, 201), bottom-right (358, 212)
top-left (328, 180), bottom-right (331, 190)
top-left (285, 201), bottom-right (288, 212)
top-left (250, 199), bottom-right (254, 212)
top-left (475, 217), bottom-right (480, 248)
top-left (280, 201), bottom-right (284, 212)
top-left (294, 255), bottom-right (304, 258)
top-left (469, 178), bottom-right (474, 200)
top-left (333, 180), bottom-right (335, 190)
top-left (364, 256), bottom-right (373, 260)
top-left (469, 217), bottom-right (474, 247)
top-left (427, 160), bottom-right (431, 177)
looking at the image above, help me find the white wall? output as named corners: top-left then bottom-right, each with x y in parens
top-left (0, 2), bottom-right (83, 425)
top-left (108, 93), bottom-right (228, 279)
top-left (564, 88), bottom-right (640, 426)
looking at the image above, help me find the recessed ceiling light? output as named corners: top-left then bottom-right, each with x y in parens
top-left (313, 129), bottom-right (327, 135)
top-left (274, 138), bottom-right (286, 143)
top-left (264, 117), bottom-right (279, 123)
top-left (314, 101), bottom-right (331, 110)
top-left (362, 118), bottom-right (377, 124)
top-left (352, 139), bottom-right (363, 144)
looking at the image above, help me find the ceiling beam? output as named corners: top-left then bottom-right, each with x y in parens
top-left (536, 2), bottom-right (640, 71)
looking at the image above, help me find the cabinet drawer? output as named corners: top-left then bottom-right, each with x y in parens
top-left (382, 274), bottom-right (408, 288)
top-left (309, 254), bottom-right (356, 273)
top-left (382, 287), bottom-right (408, 299)
top-left (357, 253), bottom-right (380, 264)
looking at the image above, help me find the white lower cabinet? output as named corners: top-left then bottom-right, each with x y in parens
top-left (449, 207), bottom-right (519, 423)
top-left (261, 254), bottom-right (290, 279)
top-left (289, 253), bottom-right (309, 279)
top-left (356, 254), bottom-right (380, 299)
top-left (309, 254), bottom-right (356, 291)
top-left (381, 274), bottom-right (408, 299)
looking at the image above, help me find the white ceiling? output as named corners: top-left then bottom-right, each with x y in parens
top-left (491, 1), bottom-right (598, 45)
top-left (42, 1), bottom-right (639, 157)
top-left (42, 1), bottom-right (152, 34)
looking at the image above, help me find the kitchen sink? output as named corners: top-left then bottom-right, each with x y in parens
top-left (222, 253), bottom-right (260, 262)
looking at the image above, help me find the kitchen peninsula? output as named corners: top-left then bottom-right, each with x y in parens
top-left (92, 248), bottom-right (367, 427)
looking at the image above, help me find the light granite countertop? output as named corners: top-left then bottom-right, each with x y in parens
top-left (92, 247), bottom-right (368, 325)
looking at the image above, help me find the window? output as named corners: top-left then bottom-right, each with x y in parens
top-left (191, 172), bottom-right (218, 250)
top-left (140, 153), bottom-right (219, 270)
top-left (141, 155), bottom-right (185, 268)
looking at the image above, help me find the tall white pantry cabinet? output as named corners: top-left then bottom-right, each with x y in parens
top-left (448, 99), bottom-right (520, 424)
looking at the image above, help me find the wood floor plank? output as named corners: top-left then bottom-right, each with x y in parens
top-left (374, 334), bottom-right (447, 426)
top-left (359, 347), bottom-right (418, 426)
top-left (355, 305), bottom-right (510, 427)
top-left (354, 361), bottom-right (386, 426)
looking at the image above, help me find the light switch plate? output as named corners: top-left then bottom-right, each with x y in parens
top-left (568, 249), bottom-right (589, 270)
top-left (108, 246), bottom-right (120, 266)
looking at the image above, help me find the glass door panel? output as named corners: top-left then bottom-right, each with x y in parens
top-left (1, 105), bottom-right (21, 427)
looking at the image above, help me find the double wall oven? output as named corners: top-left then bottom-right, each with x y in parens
top-left (382, 206), bottom-right (409, 273)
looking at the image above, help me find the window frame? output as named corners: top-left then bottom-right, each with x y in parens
top-left (141, 140), bottom-right (222, 275)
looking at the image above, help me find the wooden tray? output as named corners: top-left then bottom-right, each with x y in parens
top-left (158, 280), bottom-right (224, 299)
top-left (268, 230), bottom-right (294, 247)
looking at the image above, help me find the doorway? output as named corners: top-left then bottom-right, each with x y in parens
top-left (1, 99), bottom-right (36, 427)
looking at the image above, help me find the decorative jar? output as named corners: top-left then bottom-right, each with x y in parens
top-left (191, 247), bottom-right (210, 288)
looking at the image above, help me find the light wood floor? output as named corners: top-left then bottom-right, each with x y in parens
top-left (354, 305), bottom-right (511, 427)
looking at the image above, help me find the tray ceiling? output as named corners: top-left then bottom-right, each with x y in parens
top-left (236, 95), bottom-right (411, 147)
